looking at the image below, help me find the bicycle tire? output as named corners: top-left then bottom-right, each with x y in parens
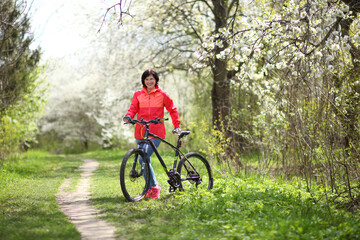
top-left (177, 152), bottom-right (213, 191)
top-left (120, 149), bottom-right (150, 202)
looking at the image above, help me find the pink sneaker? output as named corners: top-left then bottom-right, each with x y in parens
top-left (145, 189), bottom-right (152, 198)
top-left (151, 185), bottom-right (161, 199)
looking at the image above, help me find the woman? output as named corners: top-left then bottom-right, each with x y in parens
top-left (123, 69), bottom-right (181, 199)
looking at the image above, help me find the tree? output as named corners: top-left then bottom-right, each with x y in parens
top-left (0, 0), bottom-right (42, 159)
top-left (0, 69), bottom-right (46, 159)
top-left (40, 94), bottom-right (102, 150)
top-left (234, 0), bottom-right (360, 203)
top-left (0, 0), bottom-right (40, 114)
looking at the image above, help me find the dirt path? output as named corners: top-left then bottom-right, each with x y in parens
top-left (56, 159), bottom-right (116, 240)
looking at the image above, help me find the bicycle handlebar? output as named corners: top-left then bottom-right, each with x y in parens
top-left (125, 117), bottom-right (168, 125)
top-left (124, 117), bottom-right (190, 138)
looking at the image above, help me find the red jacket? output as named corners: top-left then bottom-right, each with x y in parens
top-left (125, 86), bottom-right (181, 139)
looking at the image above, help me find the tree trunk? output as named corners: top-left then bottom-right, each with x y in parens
top-left (211, 0), bottom-right (242, 166)
top-left (83, 139), bottom-right (89, 150)
top-left (211, 0), bottom-right (229, 127)
top-left (211, 59), bottom-right (230, 129)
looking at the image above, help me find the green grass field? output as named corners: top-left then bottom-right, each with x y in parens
top-left (1, 150), bottom-right (359, 240)
top-left (86, 149), bottom-right (360, 240)
top-left (0, 151), bottom-right (83, 240)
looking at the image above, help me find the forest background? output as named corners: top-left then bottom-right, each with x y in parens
top-left (1, 0), bottom-right (359, 209)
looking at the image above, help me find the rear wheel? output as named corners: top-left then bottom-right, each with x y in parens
top-left (177, 152), bottom-right (213, 191)
top-left (120, 149), bottom-right (150, 201)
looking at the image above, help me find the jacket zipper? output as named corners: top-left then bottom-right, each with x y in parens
top-left (148, 91), bottom-right (151, 118)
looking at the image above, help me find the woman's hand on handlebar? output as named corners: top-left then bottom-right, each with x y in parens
top-left (123, 116), bottom-right (131, 123)
top-left (172, 127), bottom-right (182, 135)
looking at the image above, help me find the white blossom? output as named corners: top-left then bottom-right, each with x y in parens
top-left (300, 11), bottom-right (307, 18)
top-left (326, 55), bottom-right (334, 62)
top-left (266, 63), bottom-right (274, 70)
top-left (335, 9), bottom-right (344, 18)
top-left (331, 43), bottom-right (340, 51)
top-left (276, 62), bottom-right (286, 69)
top-left (340, 4), bottom-right (349, 13)
top-left (354, 33), bottom-right (360, 42)
top-left (315, 51), bottom-right (323, 59)
top-left (216, 40), bottom-right (224, 48)
top-left (342, 42), bottom-right (351, 51)
top-left (294, 52), bottom-right (305, 60)
top-left (223, 48), bottom-right (231, 55)
top-left (254, 48), bottom-right (261, 55)
top-left (241, 47), bottom-right (252, 56)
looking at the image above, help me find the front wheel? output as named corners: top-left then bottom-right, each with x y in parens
top-left (177, 152), bottom-right (213, 191)
top-left (120, 149), bottom-right (150, 202)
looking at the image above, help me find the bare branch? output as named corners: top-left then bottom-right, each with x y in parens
top-left (98, 0), bottom-right (134, 33)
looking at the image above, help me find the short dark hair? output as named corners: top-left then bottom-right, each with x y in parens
top-left (141, 69), bottom-right (159, 87)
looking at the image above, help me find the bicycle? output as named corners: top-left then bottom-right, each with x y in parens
top-left (120, 117), bottom-right (213, 202)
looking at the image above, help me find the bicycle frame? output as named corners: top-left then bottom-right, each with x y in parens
top-left (137, 125), bottom-right (187, 175)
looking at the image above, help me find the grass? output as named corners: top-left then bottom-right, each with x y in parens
top-left (0, 150), bottom-right (83, 240)
top-left (1, 149), bottom-right (359, 240)
top-left (85, 149), bottom-right (360, 240)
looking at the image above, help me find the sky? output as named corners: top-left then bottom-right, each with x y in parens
top-left (30, 0), bottom-right (108, 60)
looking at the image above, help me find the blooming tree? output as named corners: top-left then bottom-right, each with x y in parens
top-left (101, 0), bottom-right (360, 201)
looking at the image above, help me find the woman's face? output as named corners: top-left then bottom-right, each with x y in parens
top-left (145, 75), bottom-right (156, 91)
